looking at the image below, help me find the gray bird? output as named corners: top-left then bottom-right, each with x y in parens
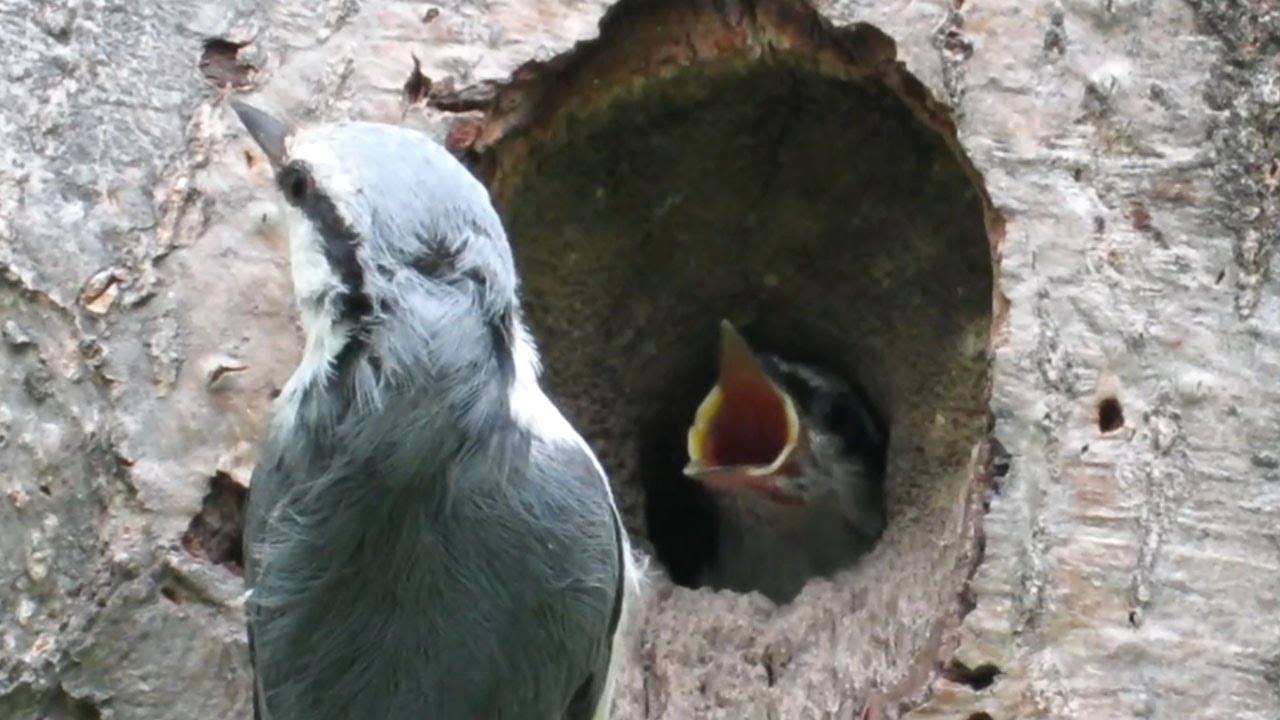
top-left (231, 101), bottom-right (638, 720)
top-left (684, 320), bottom-right (887, 603)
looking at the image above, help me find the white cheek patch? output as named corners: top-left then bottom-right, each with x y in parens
top-left (275, 206), bottom-right (350, 411)
top-left (285, 207), bottom-right (335, 318)
top-left (269, 138), bottom-right (374, 419)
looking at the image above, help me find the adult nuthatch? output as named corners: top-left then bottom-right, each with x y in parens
top-left (684, 320), bottom-right (887, 602)
top-left (231, 101), bottom-right (638, 720)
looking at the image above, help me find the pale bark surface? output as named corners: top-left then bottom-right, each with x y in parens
top-left (0, 1), bottom-right (1276, 719)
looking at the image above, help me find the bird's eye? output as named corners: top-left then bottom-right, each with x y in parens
top-left (279, 164), bottom-right (312, 207)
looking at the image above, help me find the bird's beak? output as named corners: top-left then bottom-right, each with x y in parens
top-left (684, 320), bottom-right (806, 504)
top-left (231, 100), bottom-right (292, 169)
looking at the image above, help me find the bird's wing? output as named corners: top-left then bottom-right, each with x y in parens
top-left (533, 433), bottom-right (631, 720)
top-left (249, 626), bottom-right (267, 720)
top-left (243, 421), bottom-right (297, 720)
top-left (509, 420), bottom-right (629, 717)
top-left (243, 387), bottom-right (633, 720)
top-left (561, 503), bottom-right (627, 720)
top-left (605, 499), bottom-right (627, 648)
top-left (585, 494), bottom-right (635, 720)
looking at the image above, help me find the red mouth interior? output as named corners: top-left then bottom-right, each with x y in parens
top-left (703, 374), bottom-right (790, 468)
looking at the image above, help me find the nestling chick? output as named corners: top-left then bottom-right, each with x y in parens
top-left (684, 320), bottom-right (888, 603)
top-left (232, 101), bottom-right (638, 720)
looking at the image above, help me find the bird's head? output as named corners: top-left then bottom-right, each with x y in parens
top-left (684, 320), bottom-right (808, 505)
top-left (232, 101), bottom-right (521, 397)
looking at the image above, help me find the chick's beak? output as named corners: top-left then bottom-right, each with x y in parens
top-left (231, 100), bottom-right (292, 169)
top-left (684, 320), bottom-right (805, 505)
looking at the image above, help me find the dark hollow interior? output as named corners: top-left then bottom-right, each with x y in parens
top-left (489, 58), bottom-right (992, 600)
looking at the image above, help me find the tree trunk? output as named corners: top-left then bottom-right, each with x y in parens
top-left (1, 0), bottom-right (1275, 719)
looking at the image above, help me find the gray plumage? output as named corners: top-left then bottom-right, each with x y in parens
top-left (702, 354), bottom-right (886, 603)
top-left (234, 105), bottom-right (636, 720)
top-left (684, 323), bottom-right (886, 603)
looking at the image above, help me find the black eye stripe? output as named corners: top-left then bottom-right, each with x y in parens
top-left (278, 161), bottom-right (372, 326)
top-left (309, 193), bottom-right (370, 322)
top-left (277, 161), bottom-right (313, 207)
top-left (489, 310), bottom-right (515, 384)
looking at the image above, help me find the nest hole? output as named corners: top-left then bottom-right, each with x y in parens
top-left (635, 326), bottom-right (892, 601)
top-left (478, 0), bottom-right (995, 708)
top-left (43, 686), bottom-right (102, 720)
top-left (1097, 396), bottom-right (1124, 433)
top-left (490, 64), bottom-right (990, 584)
top-left (180, 472), bottom-right (247, 575)
top-left (942, 660), bottom-right (1003, 690)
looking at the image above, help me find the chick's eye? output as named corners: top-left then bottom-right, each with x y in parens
top-left (279, 165), bottom-right (311, 206)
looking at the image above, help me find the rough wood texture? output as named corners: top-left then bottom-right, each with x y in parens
top-left (0, 1), bottom-right (1275, 719)
top-left (465, 4), bottom-right (994, 719)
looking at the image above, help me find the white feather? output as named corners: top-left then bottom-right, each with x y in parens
top-left (507, 323), bottom-right (580, 445)
top-left (505, 322), bottom-right (648, 720)
top-left (273, 205), bottom-right (350, 425)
